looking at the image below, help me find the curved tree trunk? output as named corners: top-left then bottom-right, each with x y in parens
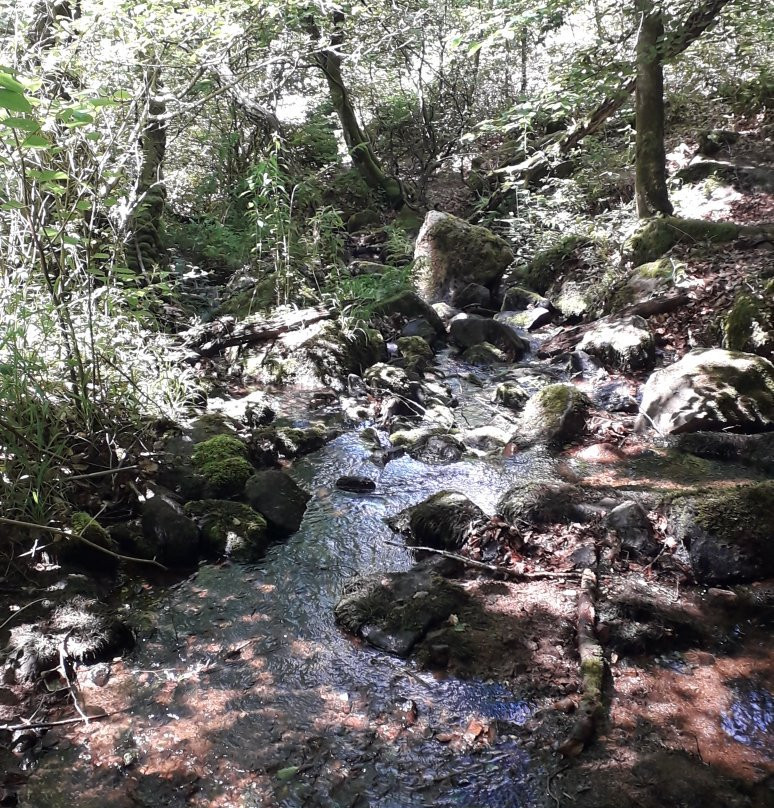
top-left (635, 0), bottom-right (672, 217)
top-left (308, 12), bottom-right (403, 209)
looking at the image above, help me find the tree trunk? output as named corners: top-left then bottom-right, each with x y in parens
top-left (309, 12), bottom-right (404, 209)
top-left (634, 0), bottom-right (672, 217)
top-left (127, 67), bottom-right (167, 275)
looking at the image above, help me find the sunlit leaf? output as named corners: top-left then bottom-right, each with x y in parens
top-left (1, 117), bottom-right (40, 132)
top-left (0, 71), bottom-right (26, 94)
top-left (0, 89), bottom-right (32, 113)
top-left (21, 134), bottom-right (50, 148)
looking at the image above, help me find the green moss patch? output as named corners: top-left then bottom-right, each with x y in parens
top-left (191, 434), bottom-right (254, 498)
top-left (184, 500), bottom-right (269, 560)
top-left (626, 217), bottom-right (740, 265)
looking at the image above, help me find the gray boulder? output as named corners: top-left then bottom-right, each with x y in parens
top-left (577, 315), bottom-right (655, 371)
top-left (453, 282), bottom-right (492, 310)
top-left (244, 470), bottom-right (310, 535)
top-left (449, 314), bottom-right (530, 358)
top-left (635, 349), bottom-right (774, 435)
top-left (414, 211), bottom-right (513, 304)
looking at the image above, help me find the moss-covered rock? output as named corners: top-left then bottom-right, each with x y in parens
top-left (413, 211), bottom-right (513, 303)
top-left (517, 383), bottom-right (591, 448)
top-left (389, 424), bottom-right (451, 448)
top-left (670, 482), bottom-right (774, 584)
top-left (184, 500), bottom-right (269, 560)
top-left (347, 208), bottom-right (381, 233)
top-left (59, 512), bottom-right (118, 570)
top-left (397, 335), bottom-right (434, 373)
top-left (191, 434), bottom-right (254, 498)
top-left (500, 285), bottom-right (551, 311)
top-left (140, 496), bottom-right (201, 566)
top-left (371, 289), bottom-right (446, 335)
top-left (577, 314), bottom-right (656, 371)
top-left (461, 341), bottom-right (508, 366)
top-left (244, 469), bottom-right (310, 535)
top-left (449, 314), bottom-right (530, 358)
top-left (635, 348), bottom-right (774, 435)
top-left (215, 274), bottom-right (279, 319)
top-left (722, 293), bottom-right (774, 359)
top-left (334, 562), bottom-right (469, 656)
top-left (250, 423), bottom-right (338, 463)
top-left (389, 491), bottom-right (486, 550)
top-left (493, 381), bottom-right (529, 411)
top-left (625, 217), bottom-right (740, 266)
top-left (498, 480), bottom-right (586, 525)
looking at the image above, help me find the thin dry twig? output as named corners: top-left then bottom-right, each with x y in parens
top-left (384, 540), bottom-right (580, 580)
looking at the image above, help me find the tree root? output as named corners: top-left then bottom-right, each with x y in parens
top-left (557, 567), bottom-right (604, 757)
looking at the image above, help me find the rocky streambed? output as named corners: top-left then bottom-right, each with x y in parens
top-left (2, 216), bottom-right (774, 806)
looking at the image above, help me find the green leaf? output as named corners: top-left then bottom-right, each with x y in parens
top-left (1, 117), bottom-right (39, 132)
top-left (21, 134), bottom-right (50, 148)
top-left (85, 132), bottom-right (100, 141)
top-left (0, 71), bottom-right (26, 94)
top-left (0, 200), bottom-right (25, 210)
top-left (28, 169), bottom-right (69, 181)
top-left (61, 234), bottom-right (80, 245)
top-left (468, 41), bottom-right (485, 56)
top-left (75, 199), bottom-right (93, 211)
top-left (0, 89), bottom-right (32, 113)
top-left (276, 767), bottom-right (300, 781)
top-left (86, 96), bottom-right (120, 107)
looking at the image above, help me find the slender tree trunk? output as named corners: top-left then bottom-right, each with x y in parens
top-left (308, 12), bottom-right (403, 209)
top-left (634, 0), bottom-right (672, 217)
top-left (127, 66), bottom-right (167, 275)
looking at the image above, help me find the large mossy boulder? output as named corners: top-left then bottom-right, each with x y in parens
top-left (184, 500), bottom-right (269, 560)
top-left (249, 423), bottom-right (338, 463)
top-left (413, 211), bottom-right (513, 303)
top-left (625, 217), bottom-right (740, 266)
top-left (396, 335), bottom-right (434, 373)
top-left (670, 482), bottom-right (774, 584)
top-left (334, 561), bottom-right (469, 656)
top-left (635, 349), bottom-right (774, 435)
top-left (388, 491), bottom-right (486, 551)
top-left (576, 314), bottom-right (656, 371)
top-left (244, 469), bottom-right (310, 535)
top-left (449, 314), bottom-right (530, 358)
top-left (722, 293), bottom-right (774, 359)
top-left (191, 434), bottom-right (255, 498)
top-left (516, 383), bottom-right (591, 448)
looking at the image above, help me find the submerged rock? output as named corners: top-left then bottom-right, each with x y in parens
top-left (414, 211), bottom-right (513, 304)
top-left (493, 381), bottom-right (529, 412)
top-left (244, 469), bottom-right (310, 535)
top-left (577, 314), bottom-right (655, 371)
top-left (334, 561), bottom-right (468, 656)
top-left (461, 341), bottom-right (508, 366)
top-left (635, 349), bottom-right (774, 435)
top-left (516, 383), bottom-right (591, 448)
top-left (407, 434), bottom-right (465, 464)
top-left (671, 482), bottom-right (774, 584)
top-left (335, 475), bottom-right (377, 492)
top-left (183, 500), bottom-right (269, 560)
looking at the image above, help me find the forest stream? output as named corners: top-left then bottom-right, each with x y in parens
top-left (11, 346), bottom-right (774, 808)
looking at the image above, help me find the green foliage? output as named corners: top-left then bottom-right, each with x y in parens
top-left (324, 265), bottom-right (414, 322)
top-left (287, 110), bottom-right (340, 169)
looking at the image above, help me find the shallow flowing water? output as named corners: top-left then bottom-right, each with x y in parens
top-left (20, 362), bottom-right (560, 808)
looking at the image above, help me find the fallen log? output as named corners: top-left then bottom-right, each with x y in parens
top-left (185, 306), bottom-right (335, 357)
top-left (557, 567), bottom-right (604, 757)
